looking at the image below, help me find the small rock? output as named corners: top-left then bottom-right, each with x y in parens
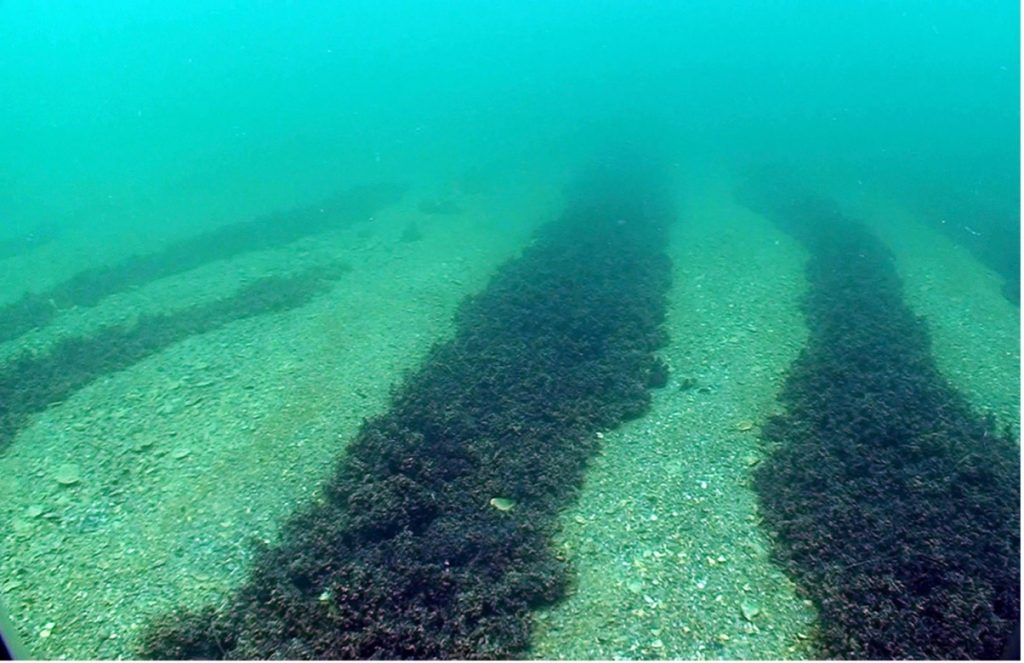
top-left (626, 580), bottom-right (644, 594)
top-left (171, 448), bottom-right (192, 460)
top-left (740, 599), bottom-right (761, 621)
top-left (573, 515), bottom-right (586, 524)
top-left (650, 639), bottom-right (664, 649)
top-left (678, 377), bottom-right (699, 392)
top-left (489, 497), bottom-right (515, 512)
top-left (26, 505), bottom-right (43, 518)
top-left (55, 464), bottom-right (80, 485)
top-left (736, 420), bottom-right (755, 432)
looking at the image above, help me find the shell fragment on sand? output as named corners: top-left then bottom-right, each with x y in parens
top-left (55, 463), bottom-right (81, 485)
top-left (489, 497), bottom-right (516, 512)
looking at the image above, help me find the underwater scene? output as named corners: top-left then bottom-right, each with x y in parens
top-left (0, 1), bottom-right (1019, 660)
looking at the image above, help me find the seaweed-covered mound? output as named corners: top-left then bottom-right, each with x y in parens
top-left (741, 176), bottom-right (1020, 659)
top-left (0, 264), bottom-right (347, 452)
top-left (141, 157), bottom-right (674, 659)
top-left (0, 182), bottom-right (405, 345)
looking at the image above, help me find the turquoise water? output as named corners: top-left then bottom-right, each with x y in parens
top-left (0, 1), bottom-right (1018, 659)
top-left (2, 2), bottom-right (1017, 241)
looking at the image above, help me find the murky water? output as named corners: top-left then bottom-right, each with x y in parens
top-left (0, 2), bottom-right (1018, 659)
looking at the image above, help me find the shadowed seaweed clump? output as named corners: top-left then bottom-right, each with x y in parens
top-left (740, 175), bottom-right (1020, 659)
top-left (646, 356), bottom-right (670, 388)
top-left (140, 156), bottom-right (674, 659)
top-left (399, 221), bottom-right (424, 243)
top-left (0, 223), bottom-right (59, 260)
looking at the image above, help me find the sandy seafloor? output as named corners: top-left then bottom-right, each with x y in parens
top-left (0, 165), bottom-right (1017, 660)
top-left (0, 170), bottom-right (559, 659)
top-left (529, 170), bottom-right (1020, 659)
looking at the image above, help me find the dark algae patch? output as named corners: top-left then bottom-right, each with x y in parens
top-left (0, 264), bottom-right (348, 453)
top-left (739, 175), bottom-right (1020, 659)
top-left (0, 182), bottom-right (405, 345)
top-left (0, 223), bottom-right (59, 261)
top-left (139, 157), bottom-right (674, 659)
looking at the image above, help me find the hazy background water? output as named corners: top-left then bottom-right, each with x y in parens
top-left (0, 2), bottom-right (1019, 658)
top-left (1, 0), bottom-right (1018, 254)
